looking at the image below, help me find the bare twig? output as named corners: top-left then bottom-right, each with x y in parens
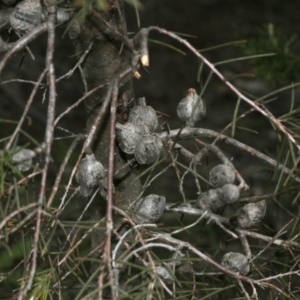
top-left (98, 78), bottom-right (119, 299)
top-left (6, 68), bottom-right (48, 151)
top-left (56, 41), bottom-right (95, 82)
top-left (236, 228), bottom-right (300, 249)
top-left (17, 9), bottom-right (57, 299)
top-left (47, 135), bottom-right (83, 206)
top-left (0, 23), bottom-right (48, 73)
top-left (160, 128), bottom-right (300, 183)
top-left (54, 83), bottom-right (107, 126)
top-left (0, 203), bottom-right (38, 232)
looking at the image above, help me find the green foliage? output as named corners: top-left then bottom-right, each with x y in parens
top-left (240, 23), bottom-right (300, 86)
top-left (28, 270), bottom-right (56, 300)
top-left (0, 239), bottom-right (31, 295)
top-left (0, 239), bottom-right (31, 270)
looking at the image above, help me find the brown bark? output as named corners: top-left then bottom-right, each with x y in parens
top-left (75, 0), bottom-right (142, 290)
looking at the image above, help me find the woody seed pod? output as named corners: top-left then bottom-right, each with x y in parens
top-left (230, 200), bottom-right (266, 229)
top-left (11, 148), bottom-right (36, 172)
top-left (9, 0), bottom-right (70, 34)
top-left (68, 20), bottom-right (81, 39)
top-left (134, 134), bottom-right (163, 165)
top-left (128, 97), bottom-right (158, 134)
top-left (116, 122), bottom-right (144, 154)
top-left (217, 184), bottom-right (240, 204)
top-left (9, 0), bottom-right (43, 33)
top-left (221, 252), bottom-right (250, 275)
top-left (209, 164), bottom-right (235, 187)
top-left (176, 88), bottom-right (206, 127)
top-left (133, 194), bottom-right (165, 224)
top-left (75, 154), bottom-right (106, 197)
top-left (197, 189), bottom-right (224, 212)
top-left (155, 265), bottom-right (174, 282)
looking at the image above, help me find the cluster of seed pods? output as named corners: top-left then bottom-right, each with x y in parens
top-left (195, 163), bottom-right (266, 274)
top-left (74, 98), bottom-right (167, 223)
top-left (116, 97), bottom-right (163, 165)
top-left (197, 164), bottom-right (240, 211)
top-left (75, 89), bottom-right (207, 222)
top-left (75, 88), bottom-right (266, 274)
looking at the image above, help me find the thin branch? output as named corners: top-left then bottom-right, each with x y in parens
top-left (160, 128), bottom-right (300, 183)
top-left (238, 279), bottom-right (251, 300)
top-left (56, 41), bottom-right (95, 82)
top-left (99, 78), bottom-right (119, 300)
top-left (5, 68), bottom-right (48, 151)
top-left (17, 9), bottom-right (56, 300)
top-left (0, 203), bottom-right (39, 232)
top-left (47, 135), bottom-right (83, 206)
top-left (249, 219), bottom-right (293, 263)
top-left (0, 23), bottom-right (48, 73)
top-left (236, 228), bottom-right (300, 249)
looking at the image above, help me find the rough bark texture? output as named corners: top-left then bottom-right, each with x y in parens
top-left (75, 0), bottom-right (142, 287)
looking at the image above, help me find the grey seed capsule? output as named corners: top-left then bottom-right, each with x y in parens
top-left (217, 184), bottom-right (240, 204)
top-left (11, 148), bottom-right (35, 172)
top-left (128, 98), bottom-right (158, 134)
top-left (134, 134), bottom-right (163, 165)
top-left (231, 200), bottom-right (266, 229)
top-left (116, 122), bottom-right (144, 154)
top-left (9, 0), bottom-right (70, 34)
top-left (209, 164), bottom-right (235, 188)
top-left (176, 88), bottom-right (206, 127)
top-left (155, 265), bottom-right (174, 282)
top-left (221, 252), bottom-right (250, 275)
top-left (197, 189), bottom-right (224, 212)
top-left (68, 20), bottom-right (81, 39)
top-left (75, 154), bottom-right (106, 197)
top-left (133, 194), bottom-right (165, 224)
top-left (9, 0), bottom-right (43, 33)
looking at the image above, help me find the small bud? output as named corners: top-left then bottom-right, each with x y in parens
top-left (75, 154), bottom-right (106, 197)
top-left (134, 134), bottom-right (163, 165)
top-left (209, 164), bottom-right (235, 188)
top-left (197, 189), bottom-right (224, 212)
top-left (141, 54), bottom-right (149, 67)
top-left (134, 71), bottom-right (141, 79)
top-left (221, 252), bottom-right (250, 275)
top-left (133, 194), bottom-right (165, 224)
top-left (128, 98), bottom-right (158, 134)
top-left (230, 200), bottom-right (266, 229)
top-left (11, 148), bottom-right (35, 172)
top-left (176, 88), bottom-right (206, 127)
top-left (217, 184), bottom-right (240, 204)
top-left (116, 122), bottom-right (144, 154)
